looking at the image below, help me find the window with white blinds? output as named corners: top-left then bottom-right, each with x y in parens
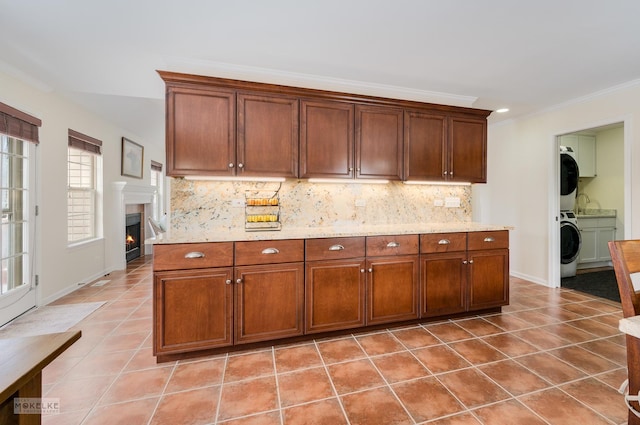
top-left (67, 129), bottom-right (102, 244)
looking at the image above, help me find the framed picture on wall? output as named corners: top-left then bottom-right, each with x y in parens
top-left (121, 137), bottom-right (144, 178)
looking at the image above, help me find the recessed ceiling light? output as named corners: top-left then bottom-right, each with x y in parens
top-left (496, 108), bottom-right (509, 113)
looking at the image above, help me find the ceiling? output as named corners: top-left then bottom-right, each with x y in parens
top-left (1, 0), bottom-right (639, 148)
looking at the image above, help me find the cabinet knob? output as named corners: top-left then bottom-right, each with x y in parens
top-left (228, 163), bottom-right (234, 168)
top-left (184, 251), bottom-right (205, 259)
top-left (469, 260), bottom-right (473, 264)
top-left (329, 244), bottom-right (345, 251)
top-left (360, 269), bottom-right (365, 273)
top-left (225, 279), bottom-right (232, 285)
top-left (238, 163), bottom-right (244, 168)
top-left (386, 241), bottom-right (400, 248)
top-left (236, 278), bottom-right (243, 284)
top-left (349, 167), bottom-right (354, 172)
top-left (261, 247), bottom-right (280, 254)
top-left (463, 260), bottom-right (468, 264)
top-left (438, 239), bottom-right (450, 245)
top-left (368, 268), bottom-right (373, 273)
top-left (484, 237), bottom-right (495, 242)
top-left (443, 171), bottom-right (447, 176)
top-left (449, 171), bottom-right (453, 176)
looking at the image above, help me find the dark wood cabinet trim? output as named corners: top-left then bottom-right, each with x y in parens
top-left (158, 70), bottom-right (491, 118)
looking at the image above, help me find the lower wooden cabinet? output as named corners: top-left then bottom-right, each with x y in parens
top-left (468, 248), bottom-right (509, 310)
top-left (235, 263), bottom-right (305, 344)
top-left (421, 251), bottom-right (467, 317)
top-left (305, 258), bottom-right (366, 334)
top-left (421, 230), bottom-right (509, 317)
top-left (367, 256), bottom-right (419, 325)
top-left (154, 267), bottom-right (233, 355)
top-left (153, 231), bottom-right (508, 359)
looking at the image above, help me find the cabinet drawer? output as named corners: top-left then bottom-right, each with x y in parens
top-left (235, 239), bottom-right (304, 265)
top-left (154, 242), bottom-right (234, 271)
top-left (468, 231), bottom-right (509, 251)
top-left (366, 234), bottom-right (418, 256)
top-left (420, 233), bottom-right (467, 253)
top-left (305, 237), bottom-right (365, 261)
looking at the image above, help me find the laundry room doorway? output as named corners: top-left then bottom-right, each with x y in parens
top-left (551, 120), bottom-right (631, 291)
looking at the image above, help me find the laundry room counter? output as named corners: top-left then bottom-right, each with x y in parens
top-left (575, 208), bottom-right (616, 218)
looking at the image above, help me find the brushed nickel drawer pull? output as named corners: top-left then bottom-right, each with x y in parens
top-left (438, 239), bottom-right (451, 245)
top-left (386, 242), bottom-right (400, 248)
top-left (184, 251), bottom-right (205, 259)
top-left (329, 244), bottom-right (345, 251)
top-left (484, 237), bottom-right (495, 242)
top-left (261, 248), bottom-right (280, 254)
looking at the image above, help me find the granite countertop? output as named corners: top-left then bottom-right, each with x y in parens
top-left (151, 222), bottom-right (512, 244)
top-left (575, 209), bottom-right (616, 218)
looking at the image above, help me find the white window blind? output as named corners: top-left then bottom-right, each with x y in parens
top-left (67, 129), bottom-right (101, 244)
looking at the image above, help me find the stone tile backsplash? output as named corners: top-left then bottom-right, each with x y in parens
top-left (169, 179), bottom-right (471, 232)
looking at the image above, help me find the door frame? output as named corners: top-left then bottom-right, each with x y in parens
top-left (549, 116), bottom-right (632, 288)
top-left (0, 141), bottom-right (38, 326)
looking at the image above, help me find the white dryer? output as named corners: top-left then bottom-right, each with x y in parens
top-left (560, 146), bottom-right (579, 211)
top-left (560, 210), bottom-right (581, 278)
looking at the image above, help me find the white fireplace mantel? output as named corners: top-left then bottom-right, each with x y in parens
top-left (112, 182), bottom-right (157, 270)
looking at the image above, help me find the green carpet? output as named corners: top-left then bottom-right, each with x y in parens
top-left (561, 269), bottom-right (620, 303)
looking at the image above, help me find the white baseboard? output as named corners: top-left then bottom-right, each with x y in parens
top-left (509, 271), bottom-right (549, 287)
top-left (40, 267), bottom-right (116, 306)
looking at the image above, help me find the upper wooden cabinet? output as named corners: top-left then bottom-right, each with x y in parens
top-left (356, 105), bottom-right (403, 180)
top-left (300, 101), bottom-right (403, 180)
top-left (159, 71), bottom-right (490, 182)
top-left (299, 99), bottom-right (354, 179)
top-left (404, 111), bottom-right (446, 181)
top-left (404, 111), bottom-right (487, 183)
top-left (237, 93), bottom-right (299, 178)
top-left (166, 86), bottom-right (235, 176)
top-left (449, 116), bottom-right (487, 183)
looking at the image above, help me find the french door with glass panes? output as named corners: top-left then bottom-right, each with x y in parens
top-left (0, 134), bottom-right (36, 326)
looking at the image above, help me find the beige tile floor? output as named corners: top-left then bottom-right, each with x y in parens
top-left (39, 255), bottom-right (630, 424)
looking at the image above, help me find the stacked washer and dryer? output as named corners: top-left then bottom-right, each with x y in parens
top-left (560, 146), bottom-right (582, 278)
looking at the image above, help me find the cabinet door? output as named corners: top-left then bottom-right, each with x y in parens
top-left (404, 111), bottom-right (447, 181)
top-left (448, 116), bottom-right (487, 183)
top-left (305, 259), bottom-right (366, 333)
top-left (154, 268), bottom-right (233, 354)
top-left (596, 227), bottom-right (616, 262)
top-left (421, 252), bottom-right (466, 317)
top-left (367, 256), bottom-right (419, 325)
top-left (166, 86), bottom-right (235, 176)
top-left (235, 263), bottom-right (304, 344)
top-left (578, 228), bottom-right (597, 263)
top-left (468, 249), bottom-right (509, 310)
top-left (237, 93), bottom-right (299, 177)
top-left (356, 105), bottom-right (403, 180)
top-left (578, 135), bottom-right (596, 177)
top-left (300, 100), bottom-right (354, 178)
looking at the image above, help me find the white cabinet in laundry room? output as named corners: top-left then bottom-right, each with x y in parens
top-left (577, 215), bottom-right (616, 266)
top-left (560, 134), bottom-right (596, 177)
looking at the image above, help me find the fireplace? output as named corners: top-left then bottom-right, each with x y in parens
top-left (125, 213), bottom-right (142, 262)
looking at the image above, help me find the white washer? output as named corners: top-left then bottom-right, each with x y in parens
top-left (560, 146), bottom-right (579, 211)
top-left (560, 210), bottom-right (581, 278)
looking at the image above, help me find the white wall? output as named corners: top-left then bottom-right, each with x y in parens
top-left (474, 81), bottom-right (639, 287)
top-left (0, 70), bottom-right (164, 304)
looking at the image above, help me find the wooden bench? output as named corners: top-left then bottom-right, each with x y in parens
top-left (0, 331), bottom-right (81, 425)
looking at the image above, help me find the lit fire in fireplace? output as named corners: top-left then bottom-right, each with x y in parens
top-left (126, 234), bottom-right (135, 245)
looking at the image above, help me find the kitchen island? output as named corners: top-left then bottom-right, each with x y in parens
top-left (152, 223), bottom-right (510, 362)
